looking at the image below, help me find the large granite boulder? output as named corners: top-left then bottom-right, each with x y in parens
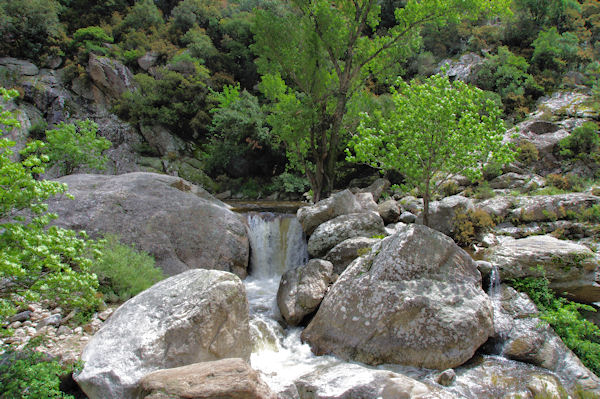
top-left (493, 286), bottom-right (600, 395)
top-left (510, 193), bottom-right (600, 223)
top-left (297, 190), bottom-right (364, 235)
top-left (485, 235), bottom-right (600, 303)
top-left (302, 224), bottom-right (494, 370)
top-left (323, 237), bottom-right (380, 275)
top-left (293, 363), bottom-right (456, 399)
top-left (47, 173), bottom-right (249, 277)
top-left (87, 54), bottom-right (135, 100)
top-left (307, 212), bottom-right (385, 258)
top-left (138, 359), bottom-right (276, 399)
top-left (475, 196), bottom-right (516, 221)
top-left (277, 259), bottom-right (334, 326)
top-left (418, 195), bottom-right (474, 236)
top-left (360, 178), bottom-right (391, 202)
top-left (75, 269), bottom-right (251, 399)
top-left (378, 199), bottom-right (401, 224)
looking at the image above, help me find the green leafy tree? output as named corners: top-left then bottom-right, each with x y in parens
top-left (252, 0), bottom-right (510, 202)
top-left (45, 119), bottom-right (112, 175)
top-left (531, 27), bottom-right (581, 74)
top-left (347, 74), bottom-right (515, 226)
top-left (0, 88), bottom-right (100, 324)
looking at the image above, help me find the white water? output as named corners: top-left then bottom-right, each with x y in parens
top-left (244, 212), bottom-right (340, 392)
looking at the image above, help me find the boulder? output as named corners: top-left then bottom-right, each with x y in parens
top-left (140, 124), bottom-right (186, 157)
top-left (360, 178), bottom-right (390, 202)
top-left (302, 224), bottom-right (494, 369)
top-left (323, 237), bottom-right (380, 275)
top-left (87, 54), bottom-right (135, 100)
top-left (398, 196), bottom-right (423, 215)
top-left (307, 212), bottom-right (385, 258)
top-left (47, 173), bottom-right (249, 277)
top-left (399, 211), bottom-right (417, 224)
top-left (378, 199), bottom-right (401, 224)
top-left (75, 269), bottom-right (251, 399)
top-left (475, 196), bottom-right (515, 221)
top-left (297, 190), bottom-right (364, 235)
top-left (493, 286), bottom-right (600, 395)
top-left (293, 363), bottom-right (455, 399)
top-left (485, 235), bottom-right (600, 303)
top-left (277, 259), bottom-right (334, 326)
top-left (418, 195), bottom-right (474, 236)
top-left (138, 359), bottom-right (276, 399)
top-left (355, 192), bottom-right (379, 213)
top-left (489, 173), bottom-right (544, 190)
top-left (510, 193), bottom-right (600, 223)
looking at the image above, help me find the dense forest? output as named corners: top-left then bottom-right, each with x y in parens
top-left (1, 0), bottom-right (600, 397)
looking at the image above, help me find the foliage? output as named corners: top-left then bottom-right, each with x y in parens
top-left (92, 235), bottom-right (163, 303)
top-left (71, 26), bottom-right (114, 59)
top-left (510, 274), bottom-right (600, 376)
top-left (119, 0), bottom-right (164, 33)
top-left (203, 84), bottom-right (271, 174)
top-left (531, 27), bottom-right (582, 89)
top-left (45, 119), bottom-right (112, 175)
top-left (0, 338), bottom-right (77, 398)
top-left (253, 0), bottom-right (510, 202)
top-left (558, 122), bottom-right (600, 162)
top-left (347, 73), bottom-right (514, 226)
top-left (272, 172), bottom-right (310, 194)
top-left (452, 208), bottom-right (496, 246)
top-left (0, 0), bottom-right (64, 63)
top-left (475, 46), bottom-right (544, 117)
top-left (517, 140), bottom-right (540, 165)
top-left (0, 88), bottom-right (100, 324)
top-left (115, 67), bottom-right (212, 140)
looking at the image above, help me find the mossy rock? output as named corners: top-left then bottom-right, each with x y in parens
top-left (174, 161), bottom-right (216, 192)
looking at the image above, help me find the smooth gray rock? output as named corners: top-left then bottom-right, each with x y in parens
top-left (0, 57), bottom-right (39, 75)
top-left (75, 269), bottom-right (251, 399)
top-left (294, 363), bottom-right (455, 399)
top-left (485, 235), bottom-right (600, 303)
top-left (138, 359), bottom-right (276, 399)
top-left (277, 259), bottom-right (334, 326)
top-left (302, 224), bottom-right (493, 370)
top-left (307, 212), bottom-right (385, 258)
top-left (494, 286), bottom-right (600, 395)
top-left (297, 190), bottom-right (364, 235)
top-left (418, 195), bottom-right (474, 236)
top-left (47, 173), bottom-right (249, 277)
top-left (399, 211), bottom-right (417, 224)
top-left (475, 196), bottom-right (515, 221)
top-left (323, 237), bottom-right (380, 275)
top-left (378, 199), bottom-right (401, 224)
top-left (360, 178), bottom-right (390, 202)
top-left (355, 192), bottom-right (379, 213)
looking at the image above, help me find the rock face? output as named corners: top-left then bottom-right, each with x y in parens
top-left (75, 269), bottom-right (251, 399)
top-left (277, 259), bottom-right (334, 326)
top-left (293, 363), bottom-right (455, 399)
top-left (307, 212), bottom-right (385, 258)
top-left (297, 190), bottom-right (364, 235)
top-left (47, 173), bottom-right (249, 277)
top-left (302, 224), bottom-right (494, 370)
top-left (439, 53), bottom-right (484, 84)
top-left (419, 195), bottom-right (474, 236)
top-left (323, 237), bottom-right (380, 275)
top-left (494, 286), bottom-right (600, 395)
top-left (485, 235), bottom-right (600, 303)
top-left (138, 359), bottom-right (276, 399)
top-left (140, 124), bottom-right (186, 157)
top-left (87, 54), bottom-right (135, 100)
top-left (510, 193), bottom-right (600, 223)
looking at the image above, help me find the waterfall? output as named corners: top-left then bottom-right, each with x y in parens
top-left (488, 263), bottom-right (511, 351)
top-left (243, 212), bottom-right (339, 392)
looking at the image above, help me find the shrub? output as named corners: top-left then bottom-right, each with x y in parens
top-left (272, 172), bottom-right (310, 194)
top-left (440, 180), bottom-right (461, 197)
top-left (71, 26), bottom-right (114, 59)
top-left (0, 339), bottom-right (77, 398)
top-left (45, 119), bottom-right (112, 175)
top-left (510, 274), bottom-right (600, 376)
top-left (545, 173), bottom-right (571, 190)
top-left (558, 122), bottom-right (600, 162)
top-left (92, 235), bottom-right (164, 303)
top-left (517, 140), bottom-right (539, 165)
top-left (452, 208), bottom-right (495, 246)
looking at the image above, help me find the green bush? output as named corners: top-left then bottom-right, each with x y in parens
top-left (0, 339), bottom-right (77, 398)
top-left (558, 122), bottom-right (600, 161)
top-left (517, 140), bottom-right (539, 165)
top-left (452, 208), bottom-right (496, 246)
top-left (272, 172), bottom-right (310, 194)
top-left (532, 27), bottom-right (580, 76)
top-left (92, 235), bottom-right (164, 303)
top-left (511, 274), bottom-right (600, 377)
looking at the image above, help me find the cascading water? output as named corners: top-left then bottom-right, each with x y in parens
top-left (244, 212), bottom-right (339, 393)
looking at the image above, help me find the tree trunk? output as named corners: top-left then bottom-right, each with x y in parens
top-left (422, 179), bottom-right (431, 227)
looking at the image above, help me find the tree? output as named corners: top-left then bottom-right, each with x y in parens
top-left (45, 119), bottom-right (112, 175)
top-left (252, 0), bottom-right (510, 202)
top-left (0, 88), bottom-right (100, 324)
top-left (346, 74), bottom-right (515, 226)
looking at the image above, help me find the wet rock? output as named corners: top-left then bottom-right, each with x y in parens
top-left (297, 190), bottom-right (364, 235)
top-left (485, 235), bottom-right (600, 303)
top-left (277, 259), bottom-right (334, 326)
top-left (47, 173), bottom-right (249, 278)
top-left (323, 237), bottom-right (380, 275)
top-left (378, 199), bottom-right (401, 224)
top-left (75, 269), bottom-right (251, 399)
top-left (418, 195), bottom-right (474, 236)
top-left (302, 224), bottom-right (493, 370)
top-left (307, 212), bottom-right (385, 258)
top-left (138, 358), bottom-right (276, 399)
top-left (294, 363), bottom-right (454, 399)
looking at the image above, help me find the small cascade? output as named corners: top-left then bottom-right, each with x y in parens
top-left (244, 212), bottom-right (339, 393)
top-left (488, 264), bottom-right (512, 352)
